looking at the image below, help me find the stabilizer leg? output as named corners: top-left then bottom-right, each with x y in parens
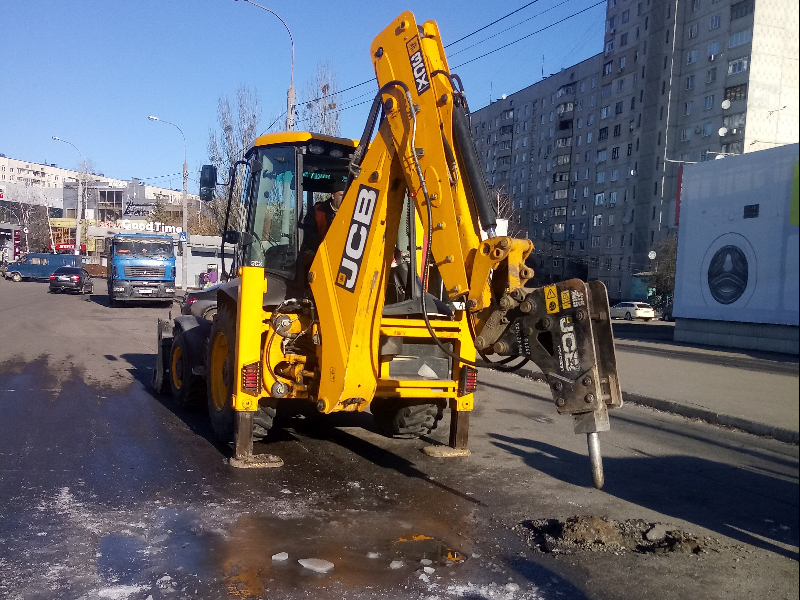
top-left (228, 411), bottom-right (283, 469)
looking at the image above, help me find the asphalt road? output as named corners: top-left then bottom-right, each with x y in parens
top-left (0, 279), bottom-right (797, 600)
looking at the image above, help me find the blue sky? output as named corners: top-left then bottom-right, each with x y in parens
top-left (0, 0), bottom-right (605, 192)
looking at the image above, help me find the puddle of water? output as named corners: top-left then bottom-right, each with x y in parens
top-left (212, 507), bottom-right (473, 598)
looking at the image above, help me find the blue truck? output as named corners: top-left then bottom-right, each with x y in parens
top-left (107, 233), bottom-right (176, 306)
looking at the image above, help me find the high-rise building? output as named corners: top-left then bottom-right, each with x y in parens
top-left (469, 0), bottom-right (798, 301)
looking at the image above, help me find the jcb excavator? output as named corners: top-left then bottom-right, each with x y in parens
top-left (153, 11), bottom-right (622, 488)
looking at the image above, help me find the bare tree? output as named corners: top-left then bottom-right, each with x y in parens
top-left (647, 236), bottom-right (678, 300)
top-left (299, 62), bottom-right (340, 136)
top-left (207, 85), bottom-right (261, 233)
top-left (492, 185), bottom-right (527, 238)
top-left (5, 186), bottom-right (53, 252)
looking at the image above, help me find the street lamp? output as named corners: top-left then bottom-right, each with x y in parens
top-left (235, 0), bottom-right (296, 131)
top-left (148, 115), bottom-right (188, 291)
top-left (52, 136), bottom-right (84, 256)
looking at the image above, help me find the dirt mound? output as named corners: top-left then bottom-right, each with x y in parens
top-left (513, 516), bottom-right (726, 555)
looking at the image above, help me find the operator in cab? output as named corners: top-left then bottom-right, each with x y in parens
top-left (301, 179), bottom-right (345, 253)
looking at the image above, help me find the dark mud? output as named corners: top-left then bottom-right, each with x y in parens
top-left (514, 515), bottom-right (729, 556)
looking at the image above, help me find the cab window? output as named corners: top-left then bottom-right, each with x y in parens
top-left (243, 146), bottom-right (298, 278)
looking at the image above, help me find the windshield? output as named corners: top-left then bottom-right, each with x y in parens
top-left (115, 238), bottom-right (173, 257)
top-left (242, 146), bottom-right (297, 278)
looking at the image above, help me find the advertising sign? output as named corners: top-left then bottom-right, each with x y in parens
top-left (674, 144), bottom-right (799, 326)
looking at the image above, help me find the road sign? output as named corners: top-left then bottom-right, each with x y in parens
top-left (22, 227), bottom-right (29, 234)
top-left (179, 231), bottom-right (188, 243)
top-left (648, 251), bottom-right (656, 260)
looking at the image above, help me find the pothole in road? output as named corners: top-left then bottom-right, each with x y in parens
top-left (514, 516), bottom-right (727, 556)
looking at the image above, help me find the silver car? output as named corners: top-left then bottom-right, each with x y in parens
top-left (610, 302), bottom-right (655, 321)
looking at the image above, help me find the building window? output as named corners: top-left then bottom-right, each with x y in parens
top-left (743, 203), bottom-right (759, 219)
top-left (610, 192), bottom-right (618, 205)
top-left (725, 83), bottom-right (748, 101)
top-left (728, 56), bottom-right (749, 75)
top-left (621, 33), bottom-right (628, 47)
top-left (604, 61), bottom-right (613, 75)
top-left (708, 41), bottom-right (720, 56)
top-left (605, 40), bottom-right (614, 55)
top-left (593, 215), bottom-right (603, 227)
top-left (686, 75), bottom-right (695, 89)
top-left (710, 15), bottom-right (721, 29)
top-left (597, 149), bottom-right (607, 162)
top-left (595, 192), bottom-right (605, 205)
top-left (612, 147), bottom-right (620, 159)
top-left (684, 101), bottom-right (693, 115)
top-left (681, 128), bottom-right (692, 142)
top-left (702, 123), bottom-right (713, 136)
top-left (729, 29), bottom-right (752, 48)
top-left (613, 124), bottom-right (621, 137)
top-left (687, 50), bottom-right (698, 64)
top-left (730, 0), bottom-right (754, 20)
top-left (627, 143), bottom-right (633, 155)
top-left (587, 132), bottom-right (593, 143)
top-left (596, 171), bottom-right (606, 183)
top-left (611, 169), bottom-right (619, 181)
top-left (707, 67), bottom-right (717, 83)
top-left (617, 77), bottom-right (625, 91)
top-left (599, 127), bottom-right (609, 141)
top-left (689, 24), bottom-right (698, 39)
top-left (607, 237), bottom-right (614, 249)
top-left (601, 106), bottom-right (611, 119)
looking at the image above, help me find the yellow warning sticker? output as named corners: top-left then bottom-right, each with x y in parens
top-left (544, 285), bottom-right (559, 314)
top-left (560, 290), bottom-right (572, 310)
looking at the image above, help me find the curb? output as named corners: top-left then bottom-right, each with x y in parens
top-left (623, 392), bottom-right (800, 445)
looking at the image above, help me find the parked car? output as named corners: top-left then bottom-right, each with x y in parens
top-left (181, 282), bottom-right (225, 320)
top-left (49, 266), bottom-right (94, 294)
top-left (610, 301), bottom-right (655, 321)
top-left (5, 253), bottom-right (80, 282)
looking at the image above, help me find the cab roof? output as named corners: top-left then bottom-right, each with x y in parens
top-left (252, 131), bottom-right (358, 148)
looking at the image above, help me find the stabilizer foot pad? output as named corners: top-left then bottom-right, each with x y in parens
top-left (422, 446), bottom-right (471, 458)
top-left (227, 454), bottom-right (284, 468)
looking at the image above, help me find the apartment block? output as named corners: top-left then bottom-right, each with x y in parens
top-left (469, 0), bottom-right (798, 301)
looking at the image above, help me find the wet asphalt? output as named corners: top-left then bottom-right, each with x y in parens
top-left (0, 279), bottom-right (797, 600)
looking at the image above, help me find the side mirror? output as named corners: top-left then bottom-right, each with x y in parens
top-left (199, 165), bottom-right (217, 202)
top-left (222, 230), bottom-right (240, 245)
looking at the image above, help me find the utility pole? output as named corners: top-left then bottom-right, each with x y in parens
top-left (236, 0), bottom-right (295, 131)
top-left (52, 136), bottom-right (84, 256)
top-left (148, 116), bottom-right (188, 290)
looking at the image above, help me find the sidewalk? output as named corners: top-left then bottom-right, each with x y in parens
top-left (506, 338), bottom-right (799, 444)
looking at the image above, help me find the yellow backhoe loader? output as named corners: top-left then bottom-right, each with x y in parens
top-left (153, 11), bottom-right (622, 488)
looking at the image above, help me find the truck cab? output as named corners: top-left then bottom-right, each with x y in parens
top-left (107, 233), bottom-right (176, 305)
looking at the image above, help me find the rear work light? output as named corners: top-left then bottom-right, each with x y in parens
top-left (241, 361), bottom-right (261, 395)
top-left (458, 366), bottom-right (478, 396)
top-left (49, 275), bottom-right (55, 280)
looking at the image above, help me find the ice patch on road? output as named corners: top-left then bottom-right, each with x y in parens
top-left (97, 585), bottom-right (147, 599)
top-left (442, 581), bottom-right (541, 599)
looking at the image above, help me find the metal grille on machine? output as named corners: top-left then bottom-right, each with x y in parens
top-left (124, 266), bottom-right (166, 278)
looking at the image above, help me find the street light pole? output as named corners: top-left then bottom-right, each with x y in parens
top-left (52, 136), bottom-right (84, 256)
top-left (148, 116), bottom-right (188, 291)
top-left (236, 0), bottom-right (295, 131)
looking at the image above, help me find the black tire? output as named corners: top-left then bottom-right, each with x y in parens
top-left (624, 312), bottom-right (632, 321)
top-left (371, 398), bottom-right (446, 439)
top-left (206, 302), bottom-right (274, 443)
top-left (169, 329), bottom-right (206, 408)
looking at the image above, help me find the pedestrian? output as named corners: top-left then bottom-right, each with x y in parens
top-left (208, 266), bottom-right (218, 285)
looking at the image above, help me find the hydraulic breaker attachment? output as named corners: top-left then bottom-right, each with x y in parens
top-left (477, 279), bottom-right (622, 489)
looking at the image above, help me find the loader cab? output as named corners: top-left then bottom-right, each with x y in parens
top-left (236, 133), bottom-right (356, 291)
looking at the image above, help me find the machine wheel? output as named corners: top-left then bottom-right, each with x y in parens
top-left (169, 329), bottom-right (206, 408)
top-left (624, 312), bottom-right (632, 321)
top-left (206, 303), bottom-right (274, 443)
top-left (371, 399), bottom-right (446, 439)
top-left (11, 272), bottom-right (21, 282)
top-left (202, 306), bottom-right (217, 321)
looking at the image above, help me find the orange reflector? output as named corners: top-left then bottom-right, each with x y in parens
top-left (241, 361), bottom-right (261, 395)
top-left (458, 366), bottom-right (478, 396)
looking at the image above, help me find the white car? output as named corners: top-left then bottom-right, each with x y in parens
top-left (610, 302), bottom-right (655, 321)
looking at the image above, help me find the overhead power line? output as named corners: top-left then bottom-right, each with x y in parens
top-left (453, 1), bottom-right (605, 69)
top-left (445, 0), bottom-right (541, 47)
top-left (448, 0), bottom-right (571, 56)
